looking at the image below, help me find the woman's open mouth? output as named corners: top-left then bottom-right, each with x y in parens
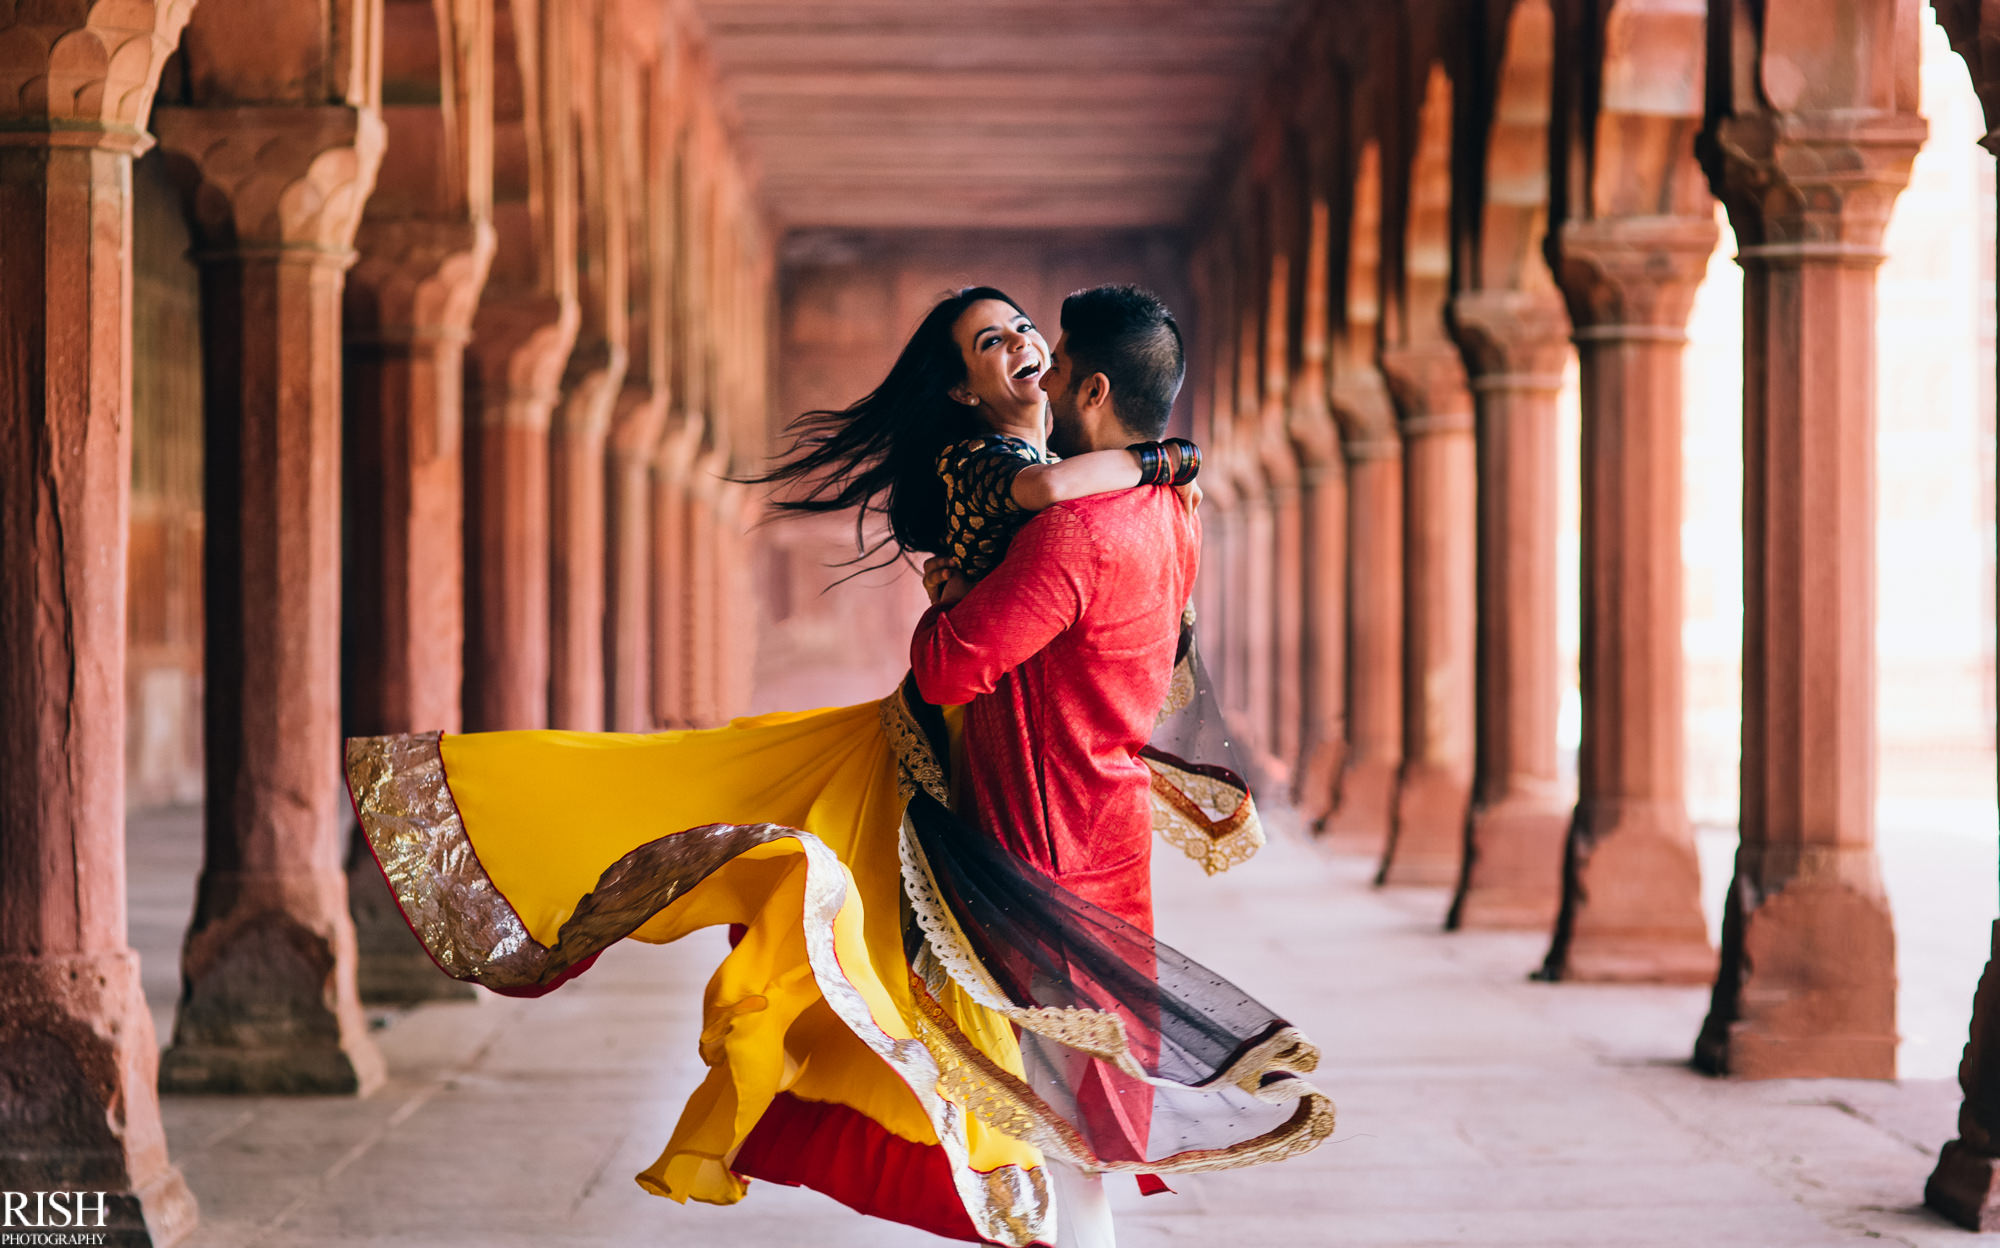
top-left (1012, 359), bottom-right (1043, 381)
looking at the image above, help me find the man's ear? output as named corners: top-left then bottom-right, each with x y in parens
top-left (1082, 372), bottom-right (1112, 413)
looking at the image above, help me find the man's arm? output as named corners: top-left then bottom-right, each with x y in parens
top-left (910, 508), bottom-right (1096, 705)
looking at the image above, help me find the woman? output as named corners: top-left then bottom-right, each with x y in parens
top-left (346, 287), bottom-right (1326, 1247)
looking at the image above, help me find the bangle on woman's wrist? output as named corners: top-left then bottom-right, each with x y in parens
top-left (1164, 437), bottom-right (1201, 486)
top-left (1128, 442), bottom-right (1169, 486)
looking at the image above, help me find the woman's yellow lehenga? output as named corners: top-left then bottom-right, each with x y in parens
top-left (347, 674), bottom-right (1331, 1246)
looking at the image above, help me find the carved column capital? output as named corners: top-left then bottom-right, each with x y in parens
top-left (0, 0), bottom-right (194, 148)
top-left (1447, 290), bottom-right (1572, 392)
top-left (1330, 364), bottom-right (1402, 460)
top-left (1287, 384), bottom-right (1343, 471)
top-left (609, 385), bottom-right (670, 458)
top-left (1699, 111), bottom-right (1927, 262)
top-left (1379, 341), bottom-right (1472, 437)
top-left (1548, 215), bottom-right (1718, 336)
top-left (151, 104), bottom-right (387, 258)
top-left (347, 217), bottom-right (497, 345)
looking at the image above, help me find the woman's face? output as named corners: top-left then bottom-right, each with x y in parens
top-left (950, 299), bottom-right (1049, 418)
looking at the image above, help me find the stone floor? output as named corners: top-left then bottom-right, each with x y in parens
top-left (127, 802), bottom-right (2000, 1247)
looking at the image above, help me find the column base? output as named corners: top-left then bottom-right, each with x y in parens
top-left (1378, 763), bottom-right (1470, 887)
top-left (1930, 1139), bottom-right (2000, 1230)
top-left (1449, 793), bottom-right (1568, 930)
top-left (1318, 754), bottom-right (1397, 857)
top-left (1694, 863), bottom-right (1896, 1079)
top-left (161, 875), bottom-right (386, 1096)
top-left (0, 952), bottom-right (199, 1247)
top-left (347, 837), bottom-right (477, 1005)
top-left (1292, 737), bottom-right (1345, 825)
top-left (1540, 799), bottom-right (1714, 983)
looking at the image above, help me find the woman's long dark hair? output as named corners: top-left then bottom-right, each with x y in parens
top-left (744, 286), bottom-right (1025, 572)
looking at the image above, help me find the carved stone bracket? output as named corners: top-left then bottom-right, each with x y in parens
top-left (0, 0), bottom-right (196, 145)
top-left (151, 104), bottom-right (387, 256)
top-left (348, 216), bottom-right (498, 343)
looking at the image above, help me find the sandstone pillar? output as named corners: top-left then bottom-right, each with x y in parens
top-left (1376, 343), bottom-right (1476, 887)
top-left (1291, 194), bottom-right (1348, 823)
top-left (607, 387), bottom-right (670, 731)
top-left (1693, 106), bottom-right (1924, 1078)
top-left (0, 3), bottom-right (199, 1239)
top-left (1541, 215), bottom-right (1716, 983)
top-left (151, 105), bottom-right (388, 1093)
top-left (548, 10), bottom-right (629, 732)
top-left (339, 0), bottom-right (496, 1003)
top-left (1447, 290), bottom-right (1572, 929)
top-left (1320, 369), bottom-right (1403, 853)
top-left (683, 450), bottom-right (725, 727)
top-left (1927, 7), bottom-right (2000, 1226)
top-left (1259, 244), bottom-right (1305, 780)
top-left (463, 0), bottom-right (578, 731)
top-left (650, 418), bottom-right (702, 729)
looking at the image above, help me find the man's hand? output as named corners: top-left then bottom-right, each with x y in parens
top-left (922, 556), bottom-right (971, 607)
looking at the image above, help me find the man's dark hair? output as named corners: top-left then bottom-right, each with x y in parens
top-left (1059, 284), bottom-right (1185, 439)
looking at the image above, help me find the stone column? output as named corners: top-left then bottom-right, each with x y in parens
top-left (1291, 195), bottom-right (1348, 823)
top-left (344, 224), bottom-right (493, 737)
top-left (1541, 215), bottom-right (1716, 983)
top-left (464, 297), bottom-right (575, 729)
top-left (338, 0), bottom-right (496, 1005)
top-left (1260, 247), bottom-right (1305, 779)
top-left (650, 417), bottom-right (701, 728)
top-left (0, 3), bottom-right (199, 1240)
top-left (550, 354), bottom-right (623, 730)
top-left (1693, 111), bottom-right (1924, 1078)
top-left (150, 105), bottom-right (388, 1093)
top-left (1376, 343), bottom-right (1476, 887)
top-left (1320, 368), bottom-right (1403, 854)
top-left (343, 222), bottom-right (493, 1007)
top-left (1447, 290), bottom-right (1572, 929)
top-left (548, 20), bottom-right (628, 732)
top-left (462, 0), bottom-right (578, 731)
top-left (1927, 9), bottom-right (2000, 1227)
top-left (606, 387), bottom-right (669, 731)
top-left (683, 448), bottom-right (725, 727)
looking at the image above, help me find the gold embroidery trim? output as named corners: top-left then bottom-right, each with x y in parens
top-left (1146, 755), bottom-right (1266, 876)
top-left (878, 693), bottom-right (950, 805)
top-left (910, 974), bottom-right (1337, 1177)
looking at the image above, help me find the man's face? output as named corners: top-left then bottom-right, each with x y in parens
top-left (1040, 332), bottom-right (1087, 457)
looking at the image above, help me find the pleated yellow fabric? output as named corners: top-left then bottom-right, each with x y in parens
top-left (422, 703), bottom-right (1043, 1206)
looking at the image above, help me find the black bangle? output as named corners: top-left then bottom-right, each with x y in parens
top-left (1164, 438), bottom-right (1201, 486)
top-left (1129, 442), bottom-right (1167, 486)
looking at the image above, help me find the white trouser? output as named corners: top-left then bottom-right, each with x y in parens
top-left (1024, 1034), bottom-right (1118, 1248)
top-left (1050, 1158), bottom-right (1115, 1248)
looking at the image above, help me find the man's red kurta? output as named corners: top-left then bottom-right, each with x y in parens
top-left (909, 485), bottom-right (1199, 933)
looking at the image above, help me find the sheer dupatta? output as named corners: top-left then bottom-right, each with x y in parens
top-left (883, 679), bottom-right (1334, 1178)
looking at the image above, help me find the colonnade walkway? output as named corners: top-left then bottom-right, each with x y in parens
top-left (128, 803), bottom-right (1998, 1247)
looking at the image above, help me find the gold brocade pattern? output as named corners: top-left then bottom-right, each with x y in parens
top-left (878, 695), bottom-right (949, 805)
top-left (345, 732), bottom-right (544, 983)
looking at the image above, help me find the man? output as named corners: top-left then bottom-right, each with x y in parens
top-left (909, 284), bottom-right (1196, 1248)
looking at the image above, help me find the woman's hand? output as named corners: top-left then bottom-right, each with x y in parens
top-left (922, 556), bottom-right (971, 607)
top-left (1175, 478), bottom-right (1203, 515)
